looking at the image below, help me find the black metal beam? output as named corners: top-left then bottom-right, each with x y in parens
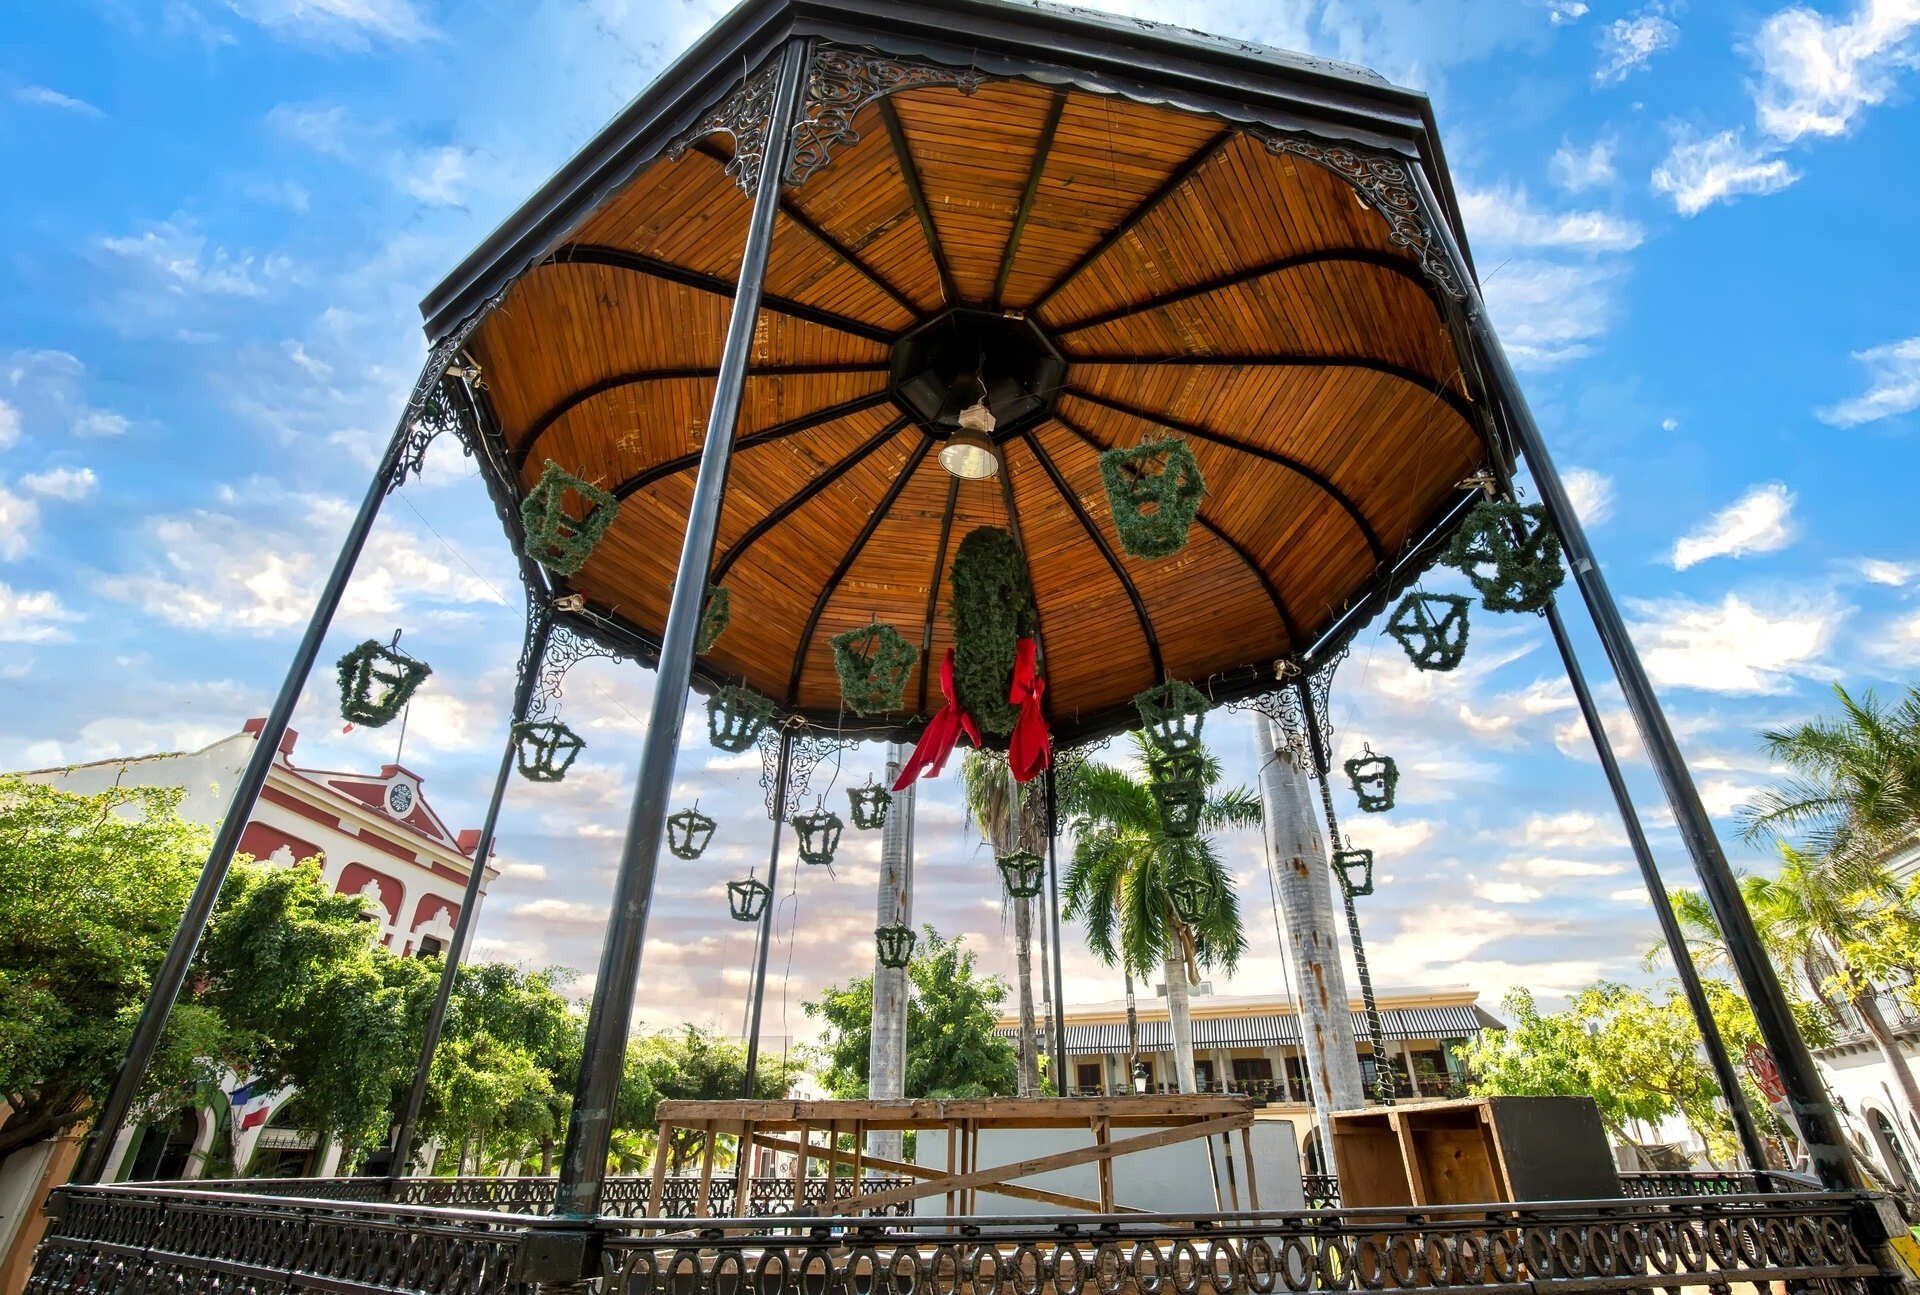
top-left (711, 415), bottom-right (913, 583)
top-left (1049, 411), bottom-right (1301, 647)
top-left (1018, 428), bottom-right (1164, 682)
top-left (917, 476), bottom-right (961, 714)
top-left (545, 244), bottom-right (896, 344)
top-left (991, 89), bottom-right (1068, 310)
top-left (1054, 247), bottom-right (1442, 336)
top-left (878, 98), bottom-right (958, 305)
top-left (1063, 385), bottom-right (1387, 563)
top-left (785, 435), bottom-right (935, 704)
top-left (1026, 129), bottom-right (1234, 315)
top-left (513, 364), bottom-right (888, 474)
top-left (1063, 352), bottom-right (1475, 427)
top-left (611, 390), bottom-right (893, 499)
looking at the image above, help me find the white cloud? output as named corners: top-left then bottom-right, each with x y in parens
top-left (0, 582), bottom-right (78, 642)
top-left (0, 398), bottom-right (17, 450)
top-left (1857, 557), bottom-right (1920, 586)
top-left (1651, 129), bottom-right (1800, 215)
top-left (1561, 467), bottom-right (1614, 526)
top-left (98, 219), bottom-right (291, 299)
top-left (19, 466), bottom-right (97, 501)
top-left (1549, 137), bottom-right (1617, 191)
top-left (1628, 590), bottom-right (1843, 693)
top-left (1752, 0), bottom-right (1920, 143)
top-left (1661, 416), bottom-right (1679, 431)
top-left (1595, 12), bottom-right (1680, 83)
top-left (1472, 879), bottom-right (1544, 904)
top-left (399, 146), bottom-right (472, 206)
top-left (1480, 260), bottom-right (1621, 368)
top-left (1671, 482), bottom-right (1796, 569)
top-left (224, 0), bottom-right (437, 46)
top-left (1457, 184), bottom-right (1643, 252)
top-left (0, 486), bottom-right (36, 559)
top-left (72, 410), bottom-right (128, 437)
top-left (1546, 0), bottom-right (1590, 25)
top-left (1519, 810), bottom-right (1613, 848)
top-left (12, 85), bottom-right (102, 117)
top-left (1818, 335), bottom-right (1920, 427)
top-left (1499, 856), bottom-right (1627, 878)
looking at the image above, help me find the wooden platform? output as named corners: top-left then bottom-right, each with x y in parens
top-left (650, 1096), bottom-right (1260, 1216)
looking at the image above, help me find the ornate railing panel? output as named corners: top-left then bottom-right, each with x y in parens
top-left (1302, 1172), bottom-right (1341, 1209)
top-left (167, 1173), bottom-right (917, 1217)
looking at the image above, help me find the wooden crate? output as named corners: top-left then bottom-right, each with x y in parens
top-left (1330, 1096), bottom-right (1620, 1207)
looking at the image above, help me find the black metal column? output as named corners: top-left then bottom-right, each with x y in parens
top-left (73, 403), bottom-right (423, 1185)
top-left (1405, 165), bottom-right (1857, 1191)
top-left (742, 730), bottom-right (793, 1096)
top-left (388, 609), bottom-right (552, 1188)
top-left (551, 38), bottom-right (811, 1221)
top-left (1044, 766), bottom-right (1070, 1094)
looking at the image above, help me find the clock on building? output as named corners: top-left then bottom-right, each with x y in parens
top-left (386, 781), bottom-right (414, 816)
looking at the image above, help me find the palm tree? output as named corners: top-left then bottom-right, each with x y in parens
top-left (960, 749), bottom-right (1043, 1096)
top-left (1740, 683), bottom-right (1920, 866)
top-left (1062, 733), bottom-right (1259, 1093)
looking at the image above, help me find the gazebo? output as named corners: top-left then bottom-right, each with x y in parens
top-left (31, 0), bottom-right (1907, 1291)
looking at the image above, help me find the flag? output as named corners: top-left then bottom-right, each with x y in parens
top-left (229, 1081), bottom-right (272, 1133)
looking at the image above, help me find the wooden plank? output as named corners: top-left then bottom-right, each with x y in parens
top-left (1240, 1125), bottom-right (1260, 1210)
top-left (792, 1121), bottom-right (809, 1206)
top-left (695, 1120), bottom-right (716, 1218)
top-left (1094, 1117), bottom-right (1113, 1212)
top-left (654, 1095), bottom-right (1251, 1127)
top-left (649, 1120), bottom-right (670, 1212)
top-left (1393, 1109), bottom-right (1429, 1206)
top-left (748, 1131), bottom-right (1125, 1214)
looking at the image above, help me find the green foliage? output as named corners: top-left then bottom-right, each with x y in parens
top-left (831, 622), bottom-right (918, 716)
top-left (948, 526), bottom-right (1037, 736)
top-left (1385, 592), bottom-right (1470, 672)
top-left (804, 929), bottom-right (1018, 1101)
top-left (511, 719), bottom-right (585, 782)
top-left (707, 684), bottom-right (775, 753)
top-left (620, 1025), bottom-right (802, 1171)
top-left (697, 586), bottom-right (731, 654)
top-left (520, 459), bottom-right (618, 576)
top-left (1133, 680), bottom-right (1209, 754)
top-left (1099, 437), bottom-right (1205, 559)
top-left (1440, 498), bottom-right (1564, 614)
top-left (1739, 683), bottom-right (1920, 865)
top-left (1344, 749), bottom-right (1398, 813)
top-left (335, 637), bottom-right (431, 728)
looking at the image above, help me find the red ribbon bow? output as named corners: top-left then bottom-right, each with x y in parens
top-left (893, 647), bottom-right (981, 791)
top-left (1007, 635), bottom-right (1051, 784)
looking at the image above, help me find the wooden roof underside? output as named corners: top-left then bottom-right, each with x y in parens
top-left (465, 77), bottom-right (1486, 745)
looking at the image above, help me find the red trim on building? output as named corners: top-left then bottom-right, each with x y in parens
top-left (336, 863), bottom-right (401, 921)
top-left (238, 822), bottom-right (321, 866)
top-left (410, 894), bottom-right (458, 932)
top-left (356, 827), bottom-right (420, 864)
top-left (258, 784), bottom-right (340, 832)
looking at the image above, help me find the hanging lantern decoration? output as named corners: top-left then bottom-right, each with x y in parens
top-left (831, 621), bottom-right (918, 717)
top-left (520, 459), bottom-right (619, 577)
top-left (1440, 499), bottom-right (1565, 614)
top-left (707, 685), bottom-right (776, 753)
top-left (1167, 869), bottom-right (1215, 925)
top-left (666, 805), bottom-right (717, 860)
top-left (848, 780), bottom-right (892, 831)
top-left (336, 631), bottom-right (431, 728)
top-left (948, 526), bottom-right (1038, 736)
top-left (875, 923), bottom-right (917, 970)
top-left (1147, 745), bottom-right (1206, 839)
top-left (1344, 746), bottom-right (1398, 813)
top-left (1099, 437), bottom-right (1206, 559)
top-left (510, 719), bottom-right (585, 783)
top-left (1385, 592), bottom-right (1470, 673)
top-left (997, 850), bottom-right (1045, 899)
top-left (696, 586), bottom-right (731, 654)
top-left (727, 876), bottom-right (771, 923)
top-left (792, 805), bottom-right (844, 866)
top-left (1334, 849), bottom-right (1376, 898)
top-left (1134, 679), bottom-right (1210, 754)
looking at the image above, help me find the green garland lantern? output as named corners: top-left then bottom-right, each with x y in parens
top-left (336, 632), bottom-right (431, 728)
top-left (707, 685), bottom-right (775, 753)
top-left (1385, 592), bottom-right (1470, 673)
top-left (830, 622), bottom-right (918, 717)
top-left (1344, 745), bottom-right (1398, 813)
top-left (792, 805), bottom-right (844, 866)
top-left (1098, 437), bottom-right (1206, 559)
top-left (948, 526), bottom-right (1037, 736)
top-left (511, 720), bottom-right (585, 783)
top-left (727, 876), bottom-right (771, 923)
top-left (997, 850), bottom-right (1045, 899)
top-left (875, 923), bottom-right (916, 970)
top-left (848, 780), bottom-right (892, 831)
top-left (1135, 679), bottom-right (1210, 754)
top-left (666, 804), bottom-right (717, 860)
top-left (520, 460), bottom-right (619, 577)
top-left (696, 586), bottom-right (731, 654)
top-left (1441, 499), bottom-right (1565, 614)
top-left (1334, 848), bottom-right (1375, 898)
top-left (1147, 745), bottom-right (1205, 839)
top-left (1167, 869), bottom-right (1214, 925)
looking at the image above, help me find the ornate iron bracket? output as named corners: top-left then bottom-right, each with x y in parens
top-left (758, 721), bottom-right (855, 822)
top-left (528, 622), bottom-right (628, 723)
top-left (786, 44), bottom-right (987, 186)
top-left (1249, 131), bottom-right (1465, 300)
top-left (1230, 645), bottom-right (1347, 777)
top-left (665, 58), bottom-right (782, 195)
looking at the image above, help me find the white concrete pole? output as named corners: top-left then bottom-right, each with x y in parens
top-left (866, 743), bottom-right (914, 1168)
top-left (1255, 714), bottom-right (1365, 1164)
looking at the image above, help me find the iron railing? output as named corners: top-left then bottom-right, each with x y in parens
top-left (1302, 1172), bottom-right (1340, 1209)
top-left (29, 1182), bottom-right (1887, 1295)
top-left (158, 1173), bottom-right (917, 1217)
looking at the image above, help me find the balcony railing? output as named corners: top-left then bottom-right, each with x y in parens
top-left (163, 1173), bottom-right (917, 1217)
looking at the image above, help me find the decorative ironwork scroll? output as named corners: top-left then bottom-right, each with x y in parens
top-left (1230, 645), bottom-right (1346, 776)
top-left (1251, 131), bottom-right (1466, 300)
top-left (757, 721), bottom-right (854, 821)
top-left (1049, 740), bottom-right (1099, 835)
top-left (786, 44), bottom-right (987, 186)
top-left (528, 621), bottom-right (627, 722)
top-left (665, 58), bottom-right (782, 194)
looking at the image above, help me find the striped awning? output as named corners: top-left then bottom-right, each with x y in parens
top-left (999, 1004), bottom-right (1493, 1055)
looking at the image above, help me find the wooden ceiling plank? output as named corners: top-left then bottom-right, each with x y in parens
top-left (611, 390), bottom-right (891, 499)
top-left (918, 475), bottom-right (961, 715)
top-left (990, 89), bottom-right (1069, 311)
top-left (878, 98), bottom-right (957, 306)
top-left (1067, 353), bottom-right (1474, 426)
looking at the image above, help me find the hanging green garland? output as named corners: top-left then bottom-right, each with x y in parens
top-left (696, 586), bottom-right (731, 654)
top-left (1441, 499), bottom-right (1565, 614)
top-left (848, 781), bottom-right (892, 831)
top-left (875, 923), bottom-right (917, 969)
top-left (1147, 745), bottom-right (1205, 839)
top-left (666, 805), bottom-right (717, 860)
top-left (728, 876), bottom-right (771, 922)
top-left (831, 622), bottom-right (918, 716)
top-left (336, 634), bottom-right (431, 728)
top-left (510, 720), bottom-right (585, 782)
top-left (1167, 869), bottom-right (1214, 924)
top-left (996, 850), bottom-right (1045, 899)
top-left (793, 807), bottom-right (844, 866)
top-left (1135, 679), bottom-right (1210, 754)
top-left (1344, 746), bottom-right (1398, 813)
top-left (521, 460), bottom-right (619, 577)
top-left (1334, 848), bottom-right (1376, 897)
top-left (949, 526), bottom-right (1037, 736)
top-left (1099, 437), bottom-right (1206, 559)
top-left (1385, 592), bottom-right (1471, 672)
top-left (707, 684), bottom-right (775, 753)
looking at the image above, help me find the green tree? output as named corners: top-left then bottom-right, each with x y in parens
top-left (1739, 683), bottom-right (1920, 866)
top-left (619, 1025), bottom-right (801, 1171)
top-left (959, 750), bottom-right (1043, 1095)
top-left (805, 928), bottom-right (1018, 1101)
top-left (1061, 733), bottom-right (1259, 1092)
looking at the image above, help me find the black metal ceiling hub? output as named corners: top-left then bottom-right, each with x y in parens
top-left (889, 307), bottom-right (1066, 440)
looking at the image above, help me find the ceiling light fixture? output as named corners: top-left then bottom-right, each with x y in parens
top-left (939, 375), bottom-right (1001, 480)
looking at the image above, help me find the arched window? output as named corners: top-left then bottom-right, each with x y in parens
top-left (1868, 1106), bottom-right (1915, 1189)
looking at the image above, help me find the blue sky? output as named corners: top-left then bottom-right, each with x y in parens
top-left (4, 0), bottom-right (1919, 1042)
